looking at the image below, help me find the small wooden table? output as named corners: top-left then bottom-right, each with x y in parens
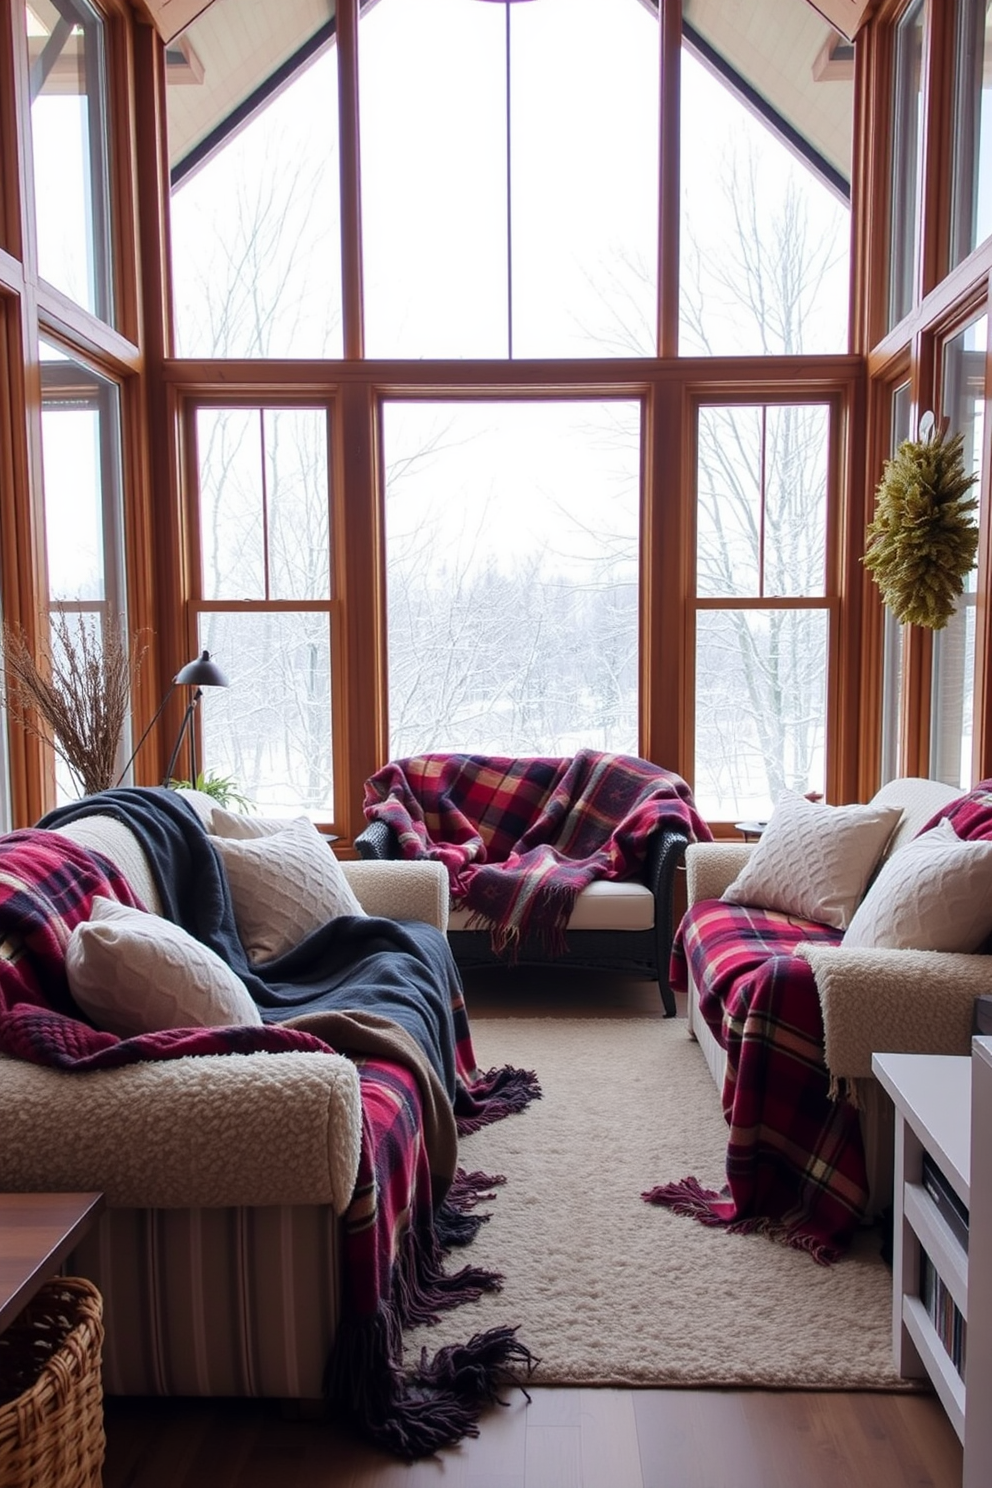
top-left (0, 1192), bottom-right (105, 1334)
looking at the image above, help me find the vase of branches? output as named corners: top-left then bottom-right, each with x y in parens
top-left (2, 611), bottom-right (147, 797)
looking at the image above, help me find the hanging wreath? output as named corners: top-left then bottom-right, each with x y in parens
top-left (862, 416), bottom-right (980, 630)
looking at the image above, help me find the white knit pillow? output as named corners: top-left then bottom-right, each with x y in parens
top-left (843, 818), bottom-right (992, 952)
top-left (66, 897), bottom-right (261, 1036)
top-left (213, 817), bottom-right (366, 964)
top-left (208, 806), bottom-right (307, 840)
top-left (721, 790), bottom-right (903, 930)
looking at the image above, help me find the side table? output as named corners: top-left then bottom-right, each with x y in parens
top-left (0, 1192), bottom-right (105, 1333)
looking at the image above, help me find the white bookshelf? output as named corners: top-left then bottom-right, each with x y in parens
top-left (873, 1041), bottom-right (992, 1488)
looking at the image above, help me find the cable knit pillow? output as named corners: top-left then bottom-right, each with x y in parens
top-left (843, 818), bottom-right (992, 951)
top-left (721, 789), bottom-right (903, 930)
top-left (66, 896), bottom-right (261, 1036)
top-left (207, 806), bottom-right (306, 840)
top-left (213, 816), bottom-right (366, 964)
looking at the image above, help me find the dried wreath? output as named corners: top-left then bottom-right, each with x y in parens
top-left (863, 415), bottom-right (980, 630)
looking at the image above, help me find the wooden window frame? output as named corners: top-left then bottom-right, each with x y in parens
top-left (179, 390), bottom-right (346, 826)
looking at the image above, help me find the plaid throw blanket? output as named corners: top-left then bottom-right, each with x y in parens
top-left (0, 829), bottom-right (142, 1016)
top-left (364, 750), bottom-right (710, 954)
top-left (645, 902), bottom-right (868, 1263)
top-left (0, 808), bottom-right (541, 1457)
top-left (922, 779), bottom-right (992, 845)
top-left (0, 1002), bottom-right (539, 1456)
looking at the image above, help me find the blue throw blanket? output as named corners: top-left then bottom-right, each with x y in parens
top-left (39, 788), bottom-right (466, 1182)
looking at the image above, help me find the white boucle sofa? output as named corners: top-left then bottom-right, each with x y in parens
top-left (0, 801), bottom-right (449, 1402)
top-left (682, 776), bottom-right (992, 1213)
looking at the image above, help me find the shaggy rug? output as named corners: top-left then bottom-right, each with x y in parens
top-left (407, 1015), bottom-right (910, 1390)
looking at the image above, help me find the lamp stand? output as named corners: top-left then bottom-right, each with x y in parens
top-left (162, 687), bottom-right (203, 787)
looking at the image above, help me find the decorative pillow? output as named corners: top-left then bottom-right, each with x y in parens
top-left (208, 805), bottom-right (308, 840)
top-left (721, 789), bottom-right (903, 930)
top-left (843, 818), bottom-right (992, 952)
top-left (66, 897), bottom-right (261, 1037)
top-left (212, 817), bottom-right (366, 964)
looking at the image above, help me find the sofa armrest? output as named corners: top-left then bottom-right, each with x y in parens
top-left (684, 842), bottom-right (755, 906)
top-left (0, 1050), bottom-right (361, 1215)
top-left (340, 859), bottom-right (449, 931)
top-left (796, 943), bottom-right (992, 1081)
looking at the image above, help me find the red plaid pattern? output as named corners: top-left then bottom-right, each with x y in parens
top-left (0, 829), bottom-right (142, 1017)
top-left (653, 901), bottom-right (867, 1262)
top-left (364, 750), bottom-right (710, 953)
top-left (920, 779), bottom-right (992, 843)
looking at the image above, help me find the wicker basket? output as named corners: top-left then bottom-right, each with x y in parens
top-left (0, 1277), bottom-right (105, 1488)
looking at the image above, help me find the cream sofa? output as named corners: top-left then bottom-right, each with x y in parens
top-left (0, 802), bottom-right (449, 1401)
top-left (682, 776), bottom-right (992, 1212)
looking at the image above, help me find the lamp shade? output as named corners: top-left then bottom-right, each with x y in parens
top-left (174, 650), bottom-right (229, 688)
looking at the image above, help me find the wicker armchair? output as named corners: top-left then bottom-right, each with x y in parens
top-left (355, 817), bottom-right (689, 1015)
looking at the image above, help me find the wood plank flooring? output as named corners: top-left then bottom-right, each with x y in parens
top-left (102, 970), bottom-right (964, 1488)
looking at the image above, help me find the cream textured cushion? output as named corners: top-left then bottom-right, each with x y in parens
top-left (842, 819), bottom-right (992, 952)
top-left (213, 816), bottom-right (366, 963)
top-left (721, 790), bottom-right (903, 930)
top-left (207, 806), bottom-right (307, 840)
top-left (66, 897), bottom-right (261, 1036)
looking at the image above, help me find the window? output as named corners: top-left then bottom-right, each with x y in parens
top-left (360, 0), bottom-right (659, 359)
top-left (24, 0), bottom-right (114, 323)
top-left (39, 339), bottom-right (128, 799)
top-left (888, 0), bottom-right (925, 328)
top-left (170, 52), bottom-right (343, 358)
top-left (680, 15), bottom-right (852, 356)
top-left (879, 380), bottom-right (912, 784)
top-left (692, 401), bottom-right (834, 819)
top-left (190, 406), bottom-right (336, 816)
top-left (950, 0), bottom-right (992, 269)
top-left (930, 312), bottom-right (988, 789)
top-left (383, 399), bottom-right (640, 756)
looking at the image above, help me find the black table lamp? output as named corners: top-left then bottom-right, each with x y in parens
top-left (115, 649), bottom-right (229, 787)
top-left (162, 650), bottom-right (230, 786)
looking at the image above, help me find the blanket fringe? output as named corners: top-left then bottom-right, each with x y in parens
top-left (436, 1169), bottom-right (506, 1249)
top-left (394, 1210), bottom-right (503, 1330)
top-left (456, 1065), bottom-right (542, 1136)
top-left (642, 1177), bottom-right (840, 1266)
top-left (326, 1313), bottom-right (537, 1460)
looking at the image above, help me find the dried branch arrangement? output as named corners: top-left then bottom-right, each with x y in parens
top-left (2, 611), bottom-right (147, 796)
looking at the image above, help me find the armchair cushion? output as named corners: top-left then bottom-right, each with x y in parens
top-left (721, 789), bottom-right (902, 930)
top-left (66, 896), bottom-right (261, 1036)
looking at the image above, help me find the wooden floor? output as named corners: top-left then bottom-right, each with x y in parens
top-left (102, 970), bottom-right (964, 1488)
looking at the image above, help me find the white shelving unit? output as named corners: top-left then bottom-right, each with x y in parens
top-left (873, 1041), bottom-right (992, 1488)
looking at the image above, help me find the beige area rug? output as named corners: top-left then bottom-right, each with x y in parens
top-left (408, 1015), bottom-right (910, 1390)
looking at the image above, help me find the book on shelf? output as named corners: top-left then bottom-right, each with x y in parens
top-left (920, 1249), bottom-right (967, 1378)
top-left (922, 1152), bottom-right (969, 1253)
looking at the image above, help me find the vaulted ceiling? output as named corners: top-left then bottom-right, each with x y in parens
top-left (157, 0), bottom-right (858, 192)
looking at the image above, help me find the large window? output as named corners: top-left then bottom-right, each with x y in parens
top-left (692, 401), bottom-right (834, 819)
top-left (879, 380), bottom-right (912, 784)
top-left (171, 52), bottom-right (343, 359)
top-left (930, 312), bottom-right (987, 789)
top-left (950, 0), bottom-right (992, 269)
top-left (39, 339), bottom-right (128, 799)
top-left (888, 0), bottom-right (925, 328)
top-left (190, 405), bottom-right (337, 817)
top-left (361, 0), bottom-right (659, 359)
top-left (383, 399), bottom-right (640, 757)
top-left (24, 0), bottom-right (114, 323)
top-left (679, 28), bottom-right (851, 356)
